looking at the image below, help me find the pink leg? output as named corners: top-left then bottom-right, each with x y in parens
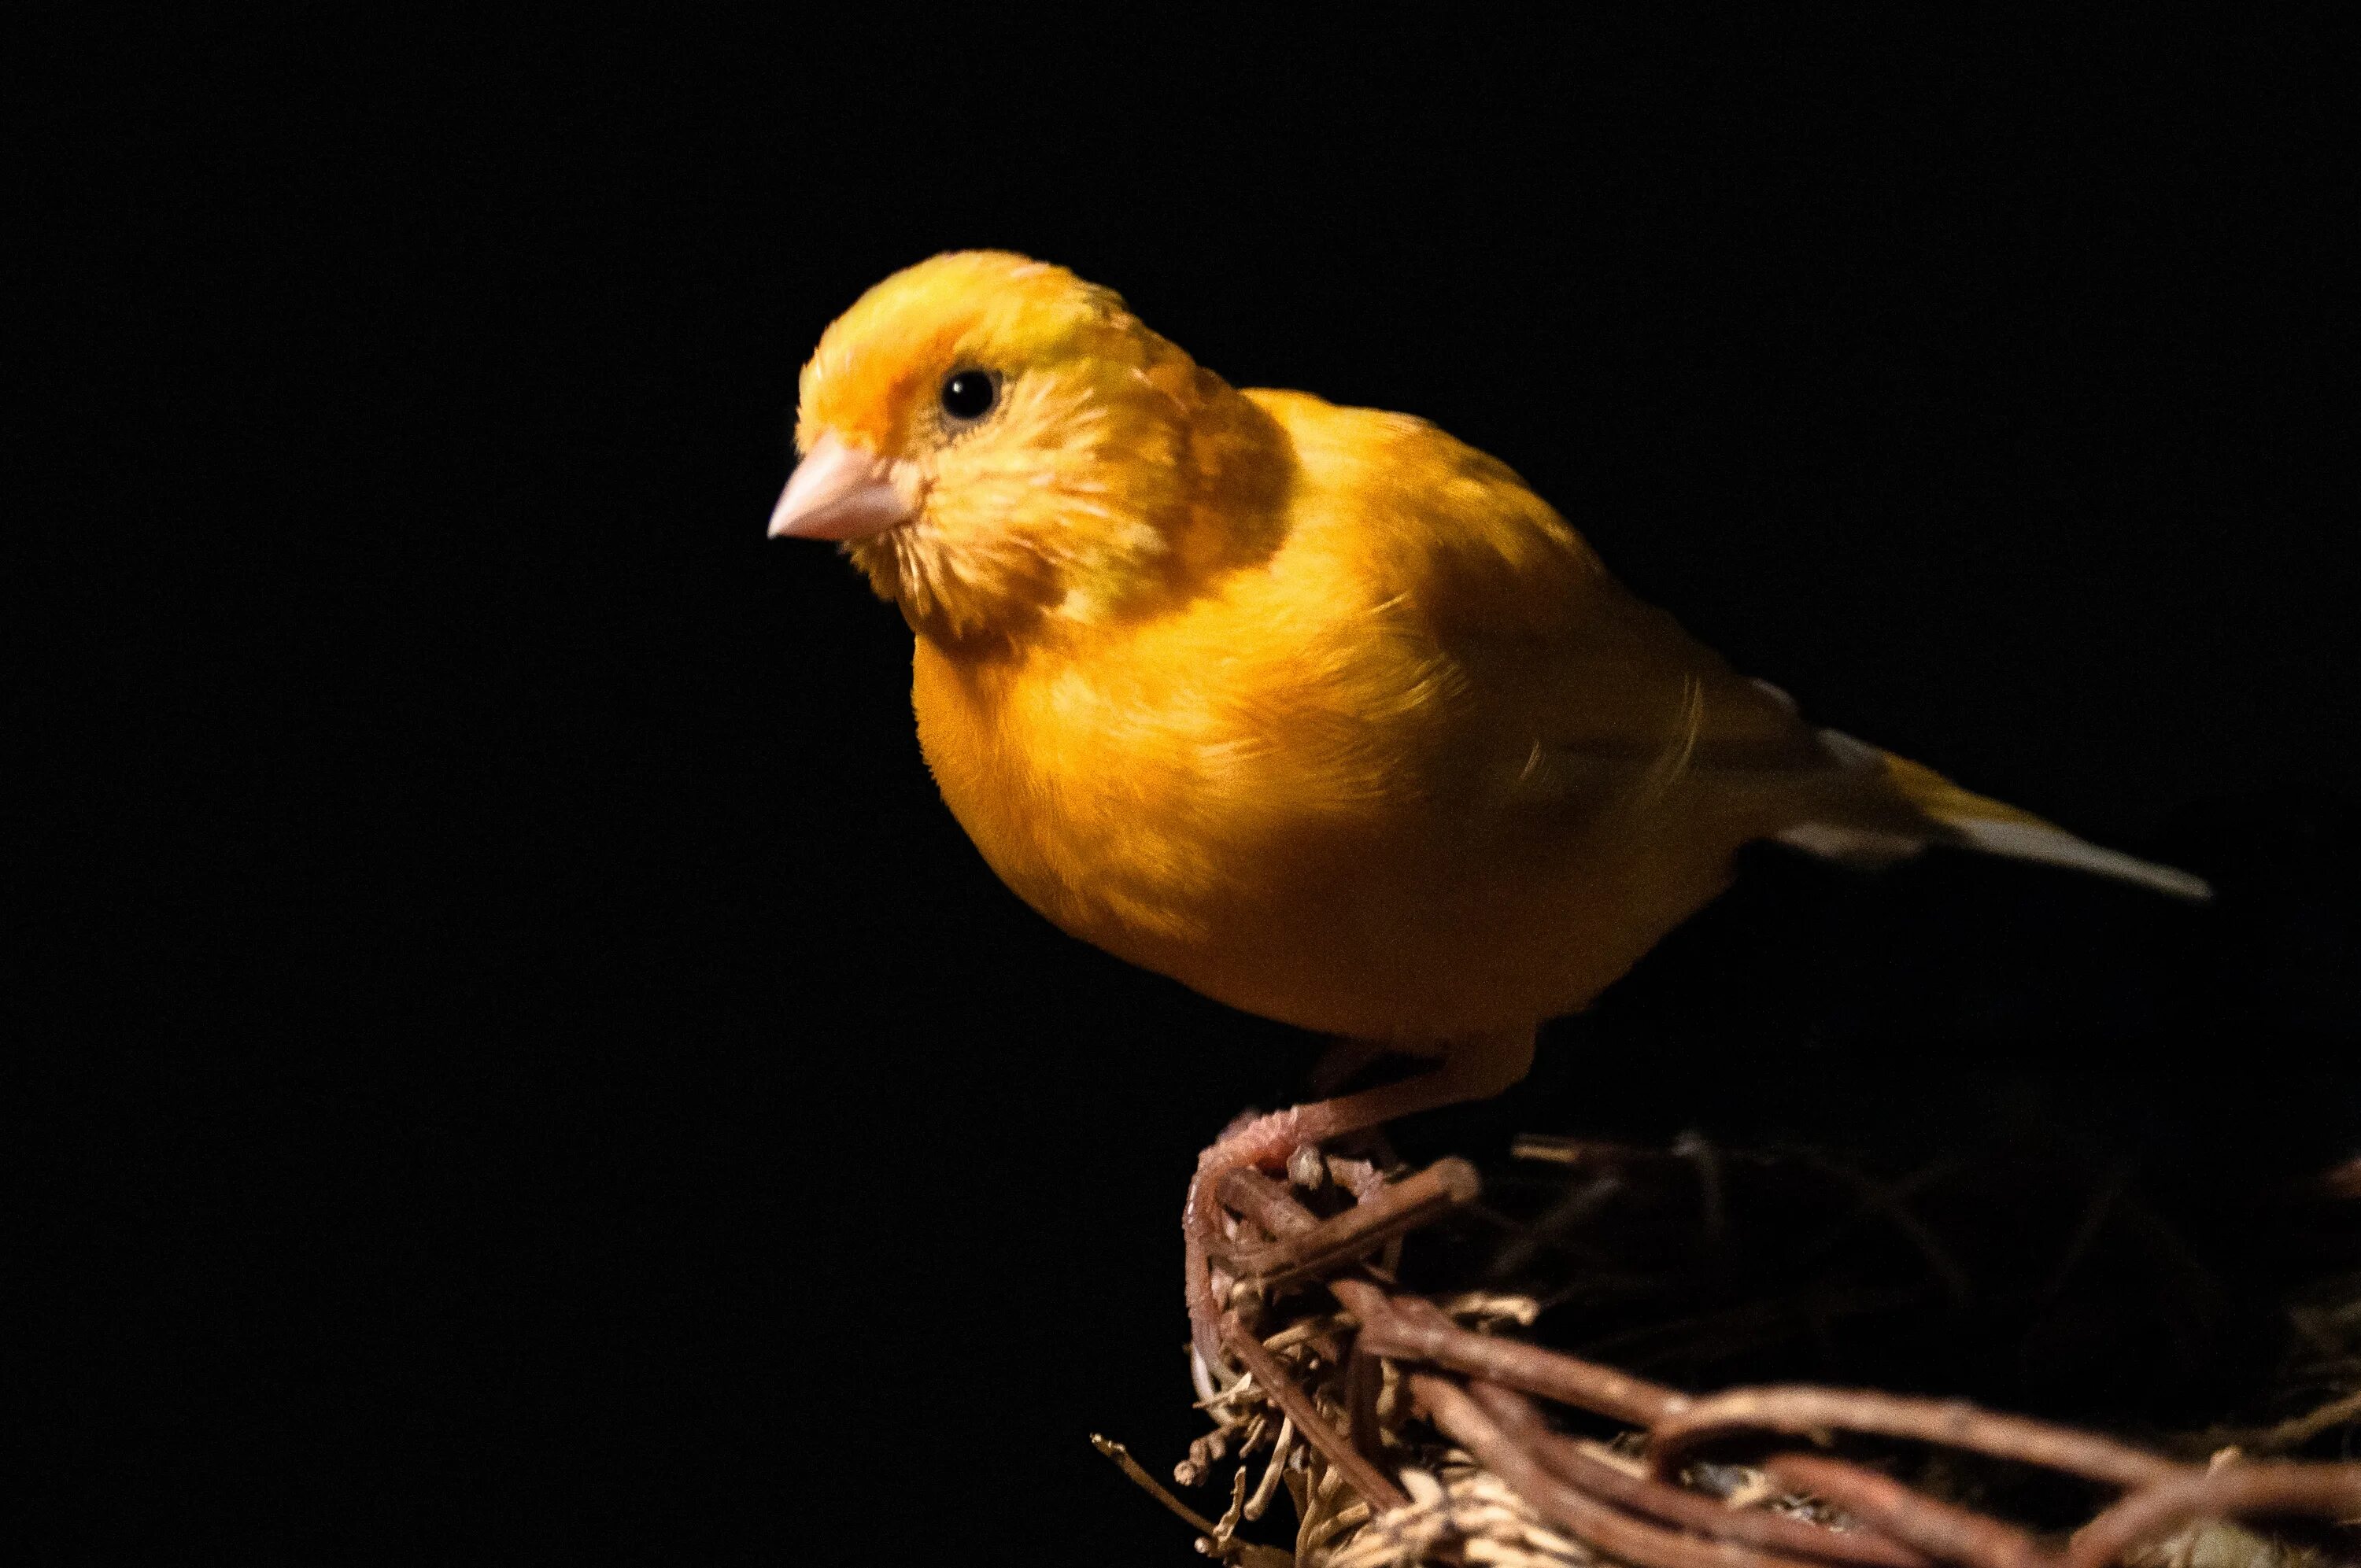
top-left (1184, 1028), bottom-right (1536, 1374)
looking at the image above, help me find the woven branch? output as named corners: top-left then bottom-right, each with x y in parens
top-left (1103, 1146), bottom-right (2361, 1566)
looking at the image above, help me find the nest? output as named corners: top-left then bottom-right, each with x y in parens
top-left (1098, 1137), bottom-right (2361, 1567)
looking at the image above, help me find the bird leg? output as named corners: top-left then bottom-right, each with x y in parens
top-left (1184, 1028), bottom-right (1536, 1375)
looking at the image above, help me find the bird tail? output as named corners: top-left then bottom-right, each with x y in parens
top-left (1773, 731), bottom-right (2211, 902)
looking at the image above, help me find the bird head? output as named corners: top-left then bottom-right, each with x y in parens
top-left (773, 251), bottom-right (1278, 644)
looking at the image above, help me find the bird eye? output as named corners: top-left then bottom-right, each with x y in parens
top-left (940, 370), bottom-right (999, 422)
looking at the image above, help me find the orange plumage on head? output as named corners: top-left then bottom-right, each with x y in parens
top-left (790, 251), bottom-right (1258, 644)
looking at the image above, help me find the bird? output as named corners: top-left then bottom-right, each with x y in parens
top-left (766, 249), bottom-right (2210, 1371)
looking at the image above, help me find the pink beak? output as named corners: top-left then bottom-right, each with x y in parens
top-left (767, 432), bottom-right (922, 541)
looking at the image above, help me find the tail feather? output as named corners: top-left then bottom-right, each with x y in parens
top-left (1934, 812), bottom-right (2213, 900)
top-left (1775, 732), bottom-right (2212, 902)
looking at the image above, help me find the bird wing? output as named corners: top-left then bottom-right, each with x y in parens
top-left (1314, 406), bottom-right (1842, 820)
top-left (1247, 391), bottom-right (2208, 898)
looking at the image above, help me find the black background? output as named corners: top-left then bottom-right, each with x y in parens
top-left (18, 13), bottom-right (2357, 1560)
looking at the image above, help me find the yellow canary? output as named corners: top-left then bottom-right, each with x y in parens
top-left (769, 250), bottom-right (2207, 1363)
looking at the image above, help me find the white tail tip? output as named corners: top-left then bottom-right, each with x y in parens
top-left (1942, 816), bottom-right (2213, 902)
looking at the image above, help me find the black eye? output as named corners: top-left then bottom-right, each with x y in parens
top-left (940, 370), bottom-right (998, 422)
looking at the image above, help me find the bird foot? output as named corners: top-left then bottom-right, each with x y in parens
top-left (1186, 1106), bottom-right (1314, 1375)
top-left (1183, 1029), bottom-right (1537, 1375)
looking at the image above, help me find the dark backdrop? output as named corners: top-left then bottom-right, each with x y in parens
top-left (20, 13), bottom-right (2355, 1560)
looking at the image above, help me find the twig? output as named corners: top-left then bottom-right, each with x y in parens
top-left (1345, 1337), bottom-right (1387, 1474)
top-left (1465, 1385), bottom-right (1938, 1568)
top-left (1371, 1287), bottom-right (1938, 1568)
top-left (1215, 1158), bottom-right (1481, 1286)
top-left (1099, 1428), bottom-right (1295, 1564)
top-left (2245, 1388), bottom-right (2361, 1454)
top-left (1763, 1452), bottom-right (2051, 1568)
top-left (1092, 1433), bottom-right (1228, 1536)
top-left (1243, 1413), bottom-right (1295, 1520)
top-left (1414, 1371), bottom-right (1840, 1568)
top-left (1646, 1387), bottom-right (2185, 1491)
top-left (1220, 1312), bottom-right (1409, 1515)
top-left (1405, 1297), bottom-right (2050, 1568)
top-left (1219, 1165), bottom-right (1322, 1240)
top-left (2062, 1460), bottom-right (2361, 1568)
top-left (1511, 1135), bottom-right (1695, 1170)
top-left (1343, 1276), bottom-right (1681, 1426)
